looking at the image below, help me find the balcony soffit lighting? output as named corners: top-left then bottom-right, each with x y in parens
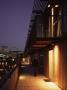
top-left (48, 4), bottom-right (59, 8)
top-left (55, 5), bottom-right (59, 7)
top-left (48, 4), bottom-right (50, 7)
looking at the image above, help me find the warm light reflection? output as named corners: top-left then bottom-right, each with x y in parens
top-left (52, 16), bottom-right (54, 37)
top-left (36, 79), bottom-right (46, 88)
top-left (54, 45), bottom-right (59, 83)
top-left (49, 45), bottom-right (60, 84)
top-left (51, 8), bottom-right (54, 15)
top-left (49, 50), bottom-right (54, 81)
top-left (19, 75), bottom-right (61, 90)
top-left (22, 57), bottom-right (30, 65)
top-left (46, 82), bottom-right (61, 90)
top-left (54, 45), bottom-right (59, 62)
top-left (51, 8), bottom-right (54, 37)
top-left (57, 14), bottom-right (62, 36)
top-left (19, 76), bottom-right (26, 80)
top-left (23, 58), bottom-right (25, 62)
top-left (37, 78), bottom-right (61, 90)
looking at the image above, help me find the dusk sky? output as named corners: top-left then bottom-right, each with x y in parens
top-left (0, 0), bottom-right (34, 51)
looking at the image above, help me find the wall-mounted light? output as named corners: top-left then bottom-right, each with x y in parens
top-left (55, 5), bottom-right (59, 8)
top-left (48, 4), bottom-right (50, 8)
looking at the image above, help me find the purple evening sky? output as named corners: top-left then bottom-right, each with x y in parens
top-left (0, 0), bottom-right (34, 51)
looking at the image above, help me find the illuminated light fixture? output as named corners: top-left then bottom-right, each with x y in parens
top-left (55, 5), bottom-right (59, 7)
top-left (23, 58), bottom-right (25, 62)
top-left (48, 4), bottom-right (50, 7)
top-left (51, 8), bottom-right (54, 15)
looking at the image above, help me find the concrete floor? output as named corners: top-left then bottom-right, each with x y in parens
top-left (16, 74), bottom-right (61, 90)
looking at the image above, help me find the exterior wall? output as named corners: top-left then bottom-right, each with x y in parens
top-left (54, 40), bottom-right (67, 90)
top-left (60, 39), bottom-right (67, 90)
top-left (63, 1), bottom-right (67, 33)
top-left (43, 1), bottom-right (67, 90)
top-left (43, 39), bottom-right (67, 90)
top-left (43, 49), bottom-right (49, 77)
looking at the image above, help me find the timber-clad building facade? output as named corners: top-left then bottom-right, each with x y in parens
top-left (25, 0), bottom-right (67, 90)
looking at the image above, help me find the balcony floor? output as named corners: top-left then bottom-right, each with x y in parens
top-left (16, 71), bottom-right (61, 90)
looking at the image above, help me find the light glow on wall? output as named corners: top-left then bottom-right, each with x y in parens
top-left (54, 45), bottom-right (59, 84)
top-left (19, 76), bottom-right (26, 80)
top-left (52, 16), bottom-right (54, 37)
top-left (49, 50), bottom-right (54, 81)
top-left (51, 8), bottom-right (54, 37)
top-left (49, 45), bottom-right (60, 84)
top-left (23, 58), bottom-right (25, 62)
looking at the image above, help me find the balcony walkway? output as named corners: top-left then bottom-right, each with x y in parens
top-left (16, 65), bottom-right (61, 90)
